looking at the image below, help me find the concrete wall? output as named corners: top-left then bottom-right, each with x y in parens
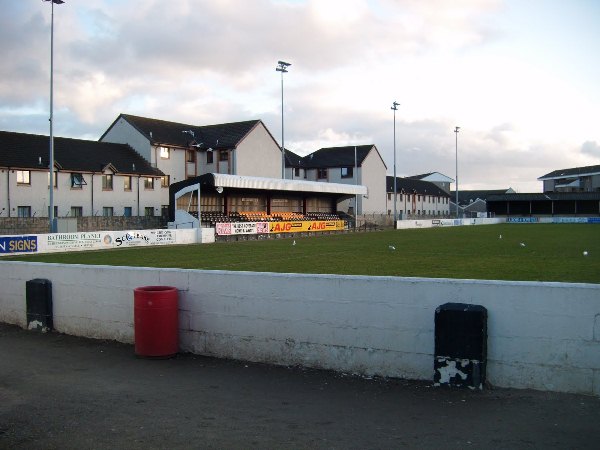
top-left (1, 262), bottom-right (598, 396)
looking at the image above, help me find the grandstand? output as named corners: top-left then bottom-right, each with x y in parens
top-left (168, 173), bottom-right (366, 230)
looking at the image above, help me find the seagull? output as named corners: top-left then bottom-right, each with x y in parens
top-left (388, 245), bottom-right (396, 251)
top-left (292, 240), bottom-right (296, 246)
top-left (499, 234), bottom-right (502, 239)
top-left (520, 242), bottom-right (526, 247)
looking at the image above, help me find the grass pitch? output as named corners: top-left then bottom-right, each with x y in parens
top-left (5, 224), bottom-right (599, 283)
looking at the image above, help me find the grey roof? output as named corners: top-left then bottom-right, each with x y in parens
top-left (101, 114), bottom-right (264, 150)
top-left (284, 149), bottom-right (304, 166)
top-left (538, 164), bottom-right (600, 180)
top-left (386, 176), bottom-right (450, 197)
top-left (0, 130), bottom-right (162, 176)
top-left (298, 145), bottom-right (385, 169)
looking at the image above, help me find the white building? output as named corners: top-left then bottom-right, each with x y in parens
top-left (285, 145), bottom-right (388, 214)
top-left (0, 131), bottom-right (164, 219)
top-left (386, 176), bottom-right (451, 217)
top-left (100, 114), bottom-right (283, 208)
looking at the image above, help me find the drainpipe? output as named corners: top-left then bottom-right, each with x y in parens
top-left (91, 173), bottom-right (94, 217)
top-left (6, 168), bottom-right (10, 218)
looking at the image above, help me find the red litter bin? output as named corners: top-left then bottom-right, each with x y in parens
top-left (134, 286), bottom-right (179, 358)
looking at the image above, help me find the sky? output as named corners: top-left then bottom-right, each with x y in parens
top-left (1, 0), bottom-right (599, 192)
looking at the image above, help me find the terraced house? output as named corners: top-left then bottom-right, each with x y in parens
top-left (0, 130), bottom-right (163, 219)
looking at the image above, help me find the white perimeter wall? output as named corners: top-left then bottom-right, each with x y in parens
top-left (1, 262), bottom-right (598, 396)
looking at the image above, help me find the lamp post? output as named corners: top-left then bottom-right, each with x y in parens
top-left (276, 61), bottom-right (290, 179)
top-left (182, 130), bottom-right (203, 236)
top-left (391, 101), bottom-right (400, 225)
top-left (45, 0), bottom-right (64, 233)
top-left (454, 126), bottom-right (460, 218)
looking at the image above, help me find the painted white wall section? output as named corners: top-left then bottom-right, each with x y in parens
top-left (0, 262), bottom-right (598, 396)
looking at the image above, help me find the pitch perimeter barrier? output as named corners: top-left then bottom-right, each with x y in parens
top-left (507, 217), bottom-right (600, 224)
top-left (1, 261), bottom-right (598, 397)
top-left (215, 220), bottom-right (346, 236)
top-left (395, 218), bottom-right (505, 229)
top-left (0, 228), bottom-right (206, 256)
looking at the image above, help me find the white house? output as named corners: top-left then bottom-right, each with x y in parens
top-left (100, 114), bottom-right (283, 208)
top-left (387, 176), bottom-right (451, 217)
top-left (285, 145), bottom-right (388, 214)
top-left (0, 130), bottom-right (164, 219)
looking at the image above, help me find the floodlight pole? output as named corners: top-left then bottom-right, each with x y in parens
top-left (392, 101), bottom-right (400, 226)
top-left (46, 0), bottom-right (65, 233)
top-left (454, 126), bottom-right (460, 219)
top-left (276, 61), bottom-right (290, 179)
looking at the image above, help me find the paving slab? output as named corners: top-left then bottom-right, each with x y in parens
top-left (1, 323), bottom-right (598, 449)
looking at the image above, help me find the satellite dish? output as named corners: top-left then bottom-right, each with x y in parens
top-left (216, 186), bottom-right (224, 194)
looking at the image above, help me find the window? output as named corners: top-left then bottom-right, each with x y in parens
top-left (145, 207), bottom-right (154, 217)
top-left (71, 173), bottom-right (86, 188)
top-left (400, 194), bottom-right (403, 201)
top-left (48, 205), bottom-right (58, 217)
top-left (16, 170), bottom-right (30, 185)
top-left (70, 206), bottom-right (83, 217)
top-left (144, 177), bottom-right (154, 189)
top-left (294, 168), bottom-right (300, 177)
top-left (160, 147), bottom-right (170, 159)
top-left (341, 167), bottom-right (353, 178)
top-left (317, 168), bottom-right (327, 179)
top-left (187, 150), bottom-right (196, 163)
top-left (47, 172), bottom-right (57, 188)
top-left (161, 175), bottom-right (170, 188)
top-left (219, 150), bottom-right (229, 162)
top-left (387, 193), bottom-right (391, 201)
top-left (124, 176), bottom-right (132, 191)
top-left (102, 207), bottom-right (113, 217)
top-left (124, 207), bottom-right (132, 217)
top-left (17, 206), bottom-right (31, 217)
top-left (102, 174), bottom-right (113, 190)
top-left (161, 205), bottom-right (169, 218)
top-left (206, 151), bottom-right (214, 164)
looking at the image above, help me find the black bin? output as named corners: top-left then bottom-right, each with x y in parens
top-left (26, 279), bottom-right (53, 331)
top-left (434, 302), bottom-right (487, 389)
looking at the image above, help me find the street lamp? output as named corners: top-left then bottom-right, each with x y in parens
top-left (276, 61), bottom-right (290, 179)
top-left (454, 126), bottom-right (460, 218)
top-left (391, 101), bottom-right (400, 225)
top-left (45, 0), bottom-right (64, 233)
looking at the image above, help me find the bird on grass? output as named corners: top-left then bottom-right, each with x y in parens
top-left (520, 242), bottom-right (526, 247)
top-left (292, 240), bottom-right (296, 246)
top-left (388, 245), bottom-right (396, 251)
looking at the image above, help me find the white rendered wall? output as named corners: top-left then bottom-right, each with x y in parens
top-left (0, 262), bottom-right (598, 396)
top-left (100, 118), bottom-right (152, 161)
top-left (235, 123), bottom-right (281, 179)
top-left (361, 149), bottom-right (387, 214)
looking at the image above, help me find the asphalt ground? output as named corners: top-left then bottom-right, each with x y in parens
top-left (1, 322), bottom-right (599, 449)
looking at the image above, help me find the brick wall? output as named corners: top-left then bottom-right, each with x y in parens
top-left (0, 216), bottom-right (168, 236)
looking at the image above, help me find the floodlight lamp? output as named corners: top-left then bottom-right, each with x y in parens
top-left (276, 61), bottom-right (291, 72)
top-left (391, 101), bottom-right (400, 110)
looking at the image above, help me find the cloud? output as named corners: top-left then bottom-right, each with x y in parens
top-left (581, 141), bottom-right (600, 158)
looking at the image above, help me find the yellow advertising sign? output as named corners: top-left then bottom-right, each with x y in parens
top-left (269, 220), bottom-right (345, 233)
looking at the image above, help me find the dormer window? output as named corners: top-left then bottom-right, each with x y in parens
top-left (102, 174), bottom-right (113, 190)
top-left (160, 147), bottom-right (170, 159)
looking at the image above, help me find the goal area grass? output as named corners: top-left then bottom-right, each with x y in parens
top-left (5, 224), bottom-right (599, 284)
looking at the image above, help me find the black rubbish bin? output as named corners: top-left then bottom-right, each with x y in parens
top-left (434, 302), bottom-right (487, 389)
top-left (26, 278), bottom-right (53, 331)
